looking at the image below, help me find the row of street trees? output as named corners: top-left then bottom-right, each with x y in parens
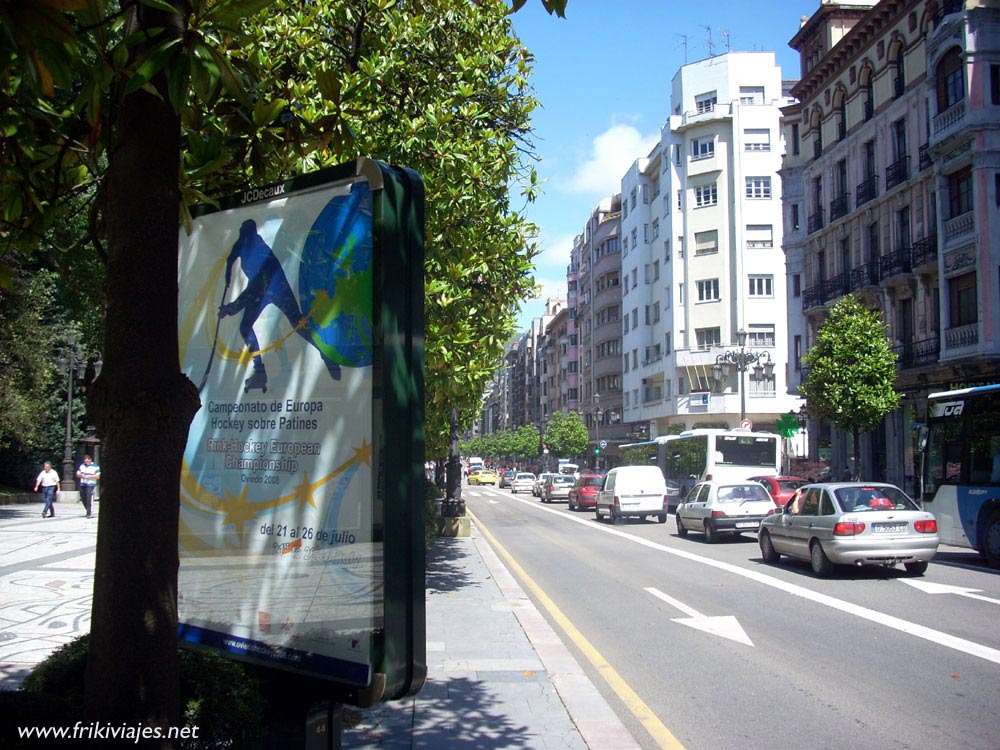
top-left (462, 409), bottom-right (589, 466)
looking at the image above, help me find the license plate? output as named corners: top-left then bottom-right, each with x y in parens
top-left (873, 522), bottom-right (907, 533)
top-left (735, 521), bottom-right (759, 529)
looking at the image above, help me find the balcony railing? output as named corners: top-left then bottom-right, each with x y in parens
top-left (911, 234), bottom-right (938, 268)
top-left (850, 262), bottom-right (880, 291)
top-left (945, 323), bottom-right (978, 350)
top-left (802, 285), bottom-right (821, 310)
top-left (821, 273), bottom-right (848, 301)
top-left (933, 99), bottom-right (966, 138)
top-left (879, 247), bottom-right (912, 279)
top-left (829, 194), bottom-right (850, 222)
top-left (894, 336), bottom-right (940, 369)
top-left (807, 209), bottom-right (824, 235)
top-left (918, 143), bottom-right (931, 171)
top-left (856, 175), bottom-right (878, 206)
top-left (885, 156), bottom-right (910, 190)
top-left (944, 211), bottom-right (974, 241)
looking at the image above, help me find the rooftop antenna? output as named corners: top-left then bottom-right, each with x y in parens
top-left (675, 33), bottom-right (689, 64)
top-left (721, 29), bottom-right (731, 53)
top-left (703, 25), bottom-right (715, 57)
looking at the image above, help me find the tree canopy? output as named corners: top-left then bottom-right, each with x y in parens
top-left (799, 294), bottom-right (900, 477)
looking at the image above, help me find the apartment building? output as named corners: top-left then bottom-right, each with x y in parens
top-left (784, 0), bottom-right (1000, 487)
top-left (575, 196), bottom-right (627, 466)
top-left (621, 52), bottom-right (803, 439)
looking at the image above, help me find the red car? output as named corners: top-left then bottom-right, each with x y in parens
top-left (568, 473), bottom-right (606, 511)
top-left (749, 475), bottom-right (809, 506)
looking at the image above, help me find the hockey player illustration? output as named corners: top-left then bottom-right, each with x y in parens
top-left (204, 182), bottom-right (374, 394)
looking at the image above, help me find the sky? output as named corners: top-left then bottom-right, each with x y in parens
top-left (509, 0), bottom-right (819, 330)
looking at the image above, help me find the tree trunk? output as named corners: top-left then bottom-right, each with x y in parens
top-left (852, 425), bottom-right (861, 481)
top-left (83, 6), bottom-right (200, 734)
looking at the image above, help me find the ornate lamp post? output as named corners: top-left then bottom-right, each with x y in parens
top-left (713, 329), bottom-right (774, 425)
top-left (57, 336), bottom-right (102, 494)
top-left (592, 394), bottom-right (602, 470)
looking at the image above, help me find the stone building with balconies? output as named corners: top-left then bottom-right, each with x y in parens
top-left (784, 0), bottom-right (1000, 488)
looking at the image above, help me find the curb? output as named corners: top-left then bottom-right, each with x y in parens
top-left (0, 493), bottom-right (37, 506)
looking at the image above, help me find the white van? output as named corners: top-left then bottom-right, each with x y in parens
top-left (595, 466), bottom-right (669, 524)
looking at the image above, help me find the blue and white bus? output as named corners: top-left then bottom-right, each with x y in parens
top-left (621, 428), bottom-right (781, 512)
top-left (922, 383), bottom-right (1000, 566)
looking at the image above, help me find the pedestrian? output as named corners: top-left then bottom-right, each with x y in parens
top-left (75, 455), bottom-right (100, 519)
top-left (34, 461), bottom-right (60, 518)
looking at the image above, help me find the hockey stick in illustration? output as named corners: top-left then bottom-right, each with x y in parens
top-left (197, 279), bottom-right (230, 392)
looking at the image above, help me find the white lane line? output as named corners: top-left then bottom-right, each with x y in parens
top-left (482, 492), bottom-right (1000, 667)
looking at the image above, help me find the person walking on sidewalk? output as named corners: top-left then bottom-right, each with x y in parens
top-left (75, 455), bottom-right (100, 519)
top-left (34, 461), bottom-right (60, 518)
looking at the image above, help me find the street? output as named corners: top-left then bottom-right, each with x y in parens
top-left (465, 483), bottom-right (1000, 750)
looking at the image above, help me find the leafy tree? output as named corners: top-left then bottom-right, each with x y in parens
top-left (543, 411), bottom-right (588, 460)
top-left (799, 294), bottom-right (900, 478)
top-left (513, 423), bottom-right (541, 461)
top-left (1, 0), bottom-right (563, 731)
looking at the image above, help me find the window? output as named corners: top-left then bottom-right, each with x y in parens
top-left (893, 45), bottom-right (905, 98)
top-left (652, 302), bottom-right (660, 323)
top-left (746, 177), bottom-right (772, 199)
top-left (643, 224), bottom-right (649, 243)
top-left (791, 204), bottom-right (801, 231)
top-left (692, 137), bottom-right (715, 160)
top-left (695, 230), bottom-right (719, 255)
top-left (791, 123), bottom-right (800, 155)
top-left (695, 91), bottom-right (717, 113)
top-left (652, 259), bottom-right (660, 281)
top-left (937, 47), bottom-right (965, 112)
top-left (632, 308), bottom-right (638, 328)
top-left (678, 283), bottom-right (685, 305)
top-left (651, 218), bottom-right (659, 240)
top-left (664, 332), bottom-right (672, 355)
top-left (677, 190), bottom-right (682, 210)
top-left (747, 324), bottom-right (775, 347)
top-left (744, 128), bottom-right (771, 151)
top-left (948, 272), bottom-right (977, 328)
top-left (644, 305), bottom-right (650, 325)
top-left (695, 183), bottom-right (718, 207)
top-left (948, 167), bottom-right (973, 217)
top-left (623, 316), bottom-right (630, 334)
top-left (746, 224), bottom-right (773, 248)
top-left (794, 335), bottom-right (802, 371)
top-left (748, 275), bottom-right (774, 297)
top-left (630, 188), bottom-right (637, 209)
top-left (793, 274), bottom-right (801, 298)
top-left (739, 86), bottom-right (765, 105)
top-left (631, 227), bottom-right (637, 249)
top-left (697, 278), bottom-right (720, 302)
top-left (695, 327), bottom-right (721, 350)
top-left (993, 64), bottom-right (1000, 105)
top-left (631, 269), bottom-right (638, 289)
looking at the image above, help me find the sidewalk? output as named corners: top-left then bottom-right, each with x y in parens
top-left (0, 501), bottom-right (638, 749)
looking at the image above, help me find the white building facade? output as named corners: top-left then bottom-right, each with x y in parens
top-left (621, 52), bottom-right (804, 439)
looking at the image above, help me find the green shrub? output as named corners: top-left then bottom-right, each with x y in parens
top-left (18, 636), bottom-right (264, 748)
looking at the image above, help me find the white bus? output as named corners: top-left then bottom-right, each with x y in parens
top-left (621, 429), bottom-right (781, 512)
top-left (921, 383), bottom-right (1000, 566)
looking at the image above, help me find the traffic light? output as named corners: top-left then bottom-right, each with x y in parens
top-left (594, 448), bottom-right (600, 454)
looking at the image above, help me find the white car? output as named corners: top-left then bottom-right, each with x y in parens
top-left (511, 472), bottom-right (536, 494)
top-left (532, 473), bottom-right (554, 497)
top-left (675, 481), bottom-right (777, 542)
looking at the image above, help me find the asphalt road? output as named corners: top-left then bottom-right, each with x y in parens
top-left (464, 482), bottom-right (1000, 750)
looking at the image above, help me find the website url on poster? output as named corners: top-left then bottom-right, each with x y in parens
top-left (17, 722), bottom-right (200, 743)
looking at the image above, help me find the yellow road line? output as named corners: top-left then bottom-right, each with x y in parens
top-left (469, 509), bottom-right (685, 750)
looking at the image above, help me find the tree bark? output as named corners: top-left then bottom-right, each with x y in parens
top-left (83, 5), bottom-right (200, 735)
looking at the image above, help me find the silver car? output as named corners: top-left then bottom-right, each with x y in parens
top-left (758, 482), bottom-right (939, 577)
top-left (532, 472), bottom-right (554, 497)
top-left (511, 472), bottom-right (536, 494)
top-left (542, 475), bottom-right (575, 503)
top-left (675, 481), bottom-right (777, 542)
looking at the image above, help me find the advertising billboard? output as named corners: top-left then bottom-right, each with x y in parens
top-left (177, 160), bottom-right (425, 704)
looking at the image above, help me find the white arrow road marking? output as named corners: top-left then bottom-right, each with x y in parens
top-left (900, 579), bottom-right (1000, 605)
top-left (645, 587), bottom-right (754, 646)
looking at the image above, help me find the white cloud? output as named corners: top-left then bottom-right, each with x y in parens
top-left (566, 124), bottom-right (660, 195)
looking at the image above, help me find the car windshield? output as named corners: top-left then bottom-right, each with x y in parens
top-left (778, 479), bottom-right (807, 492)
top-left (516, 474), bottom-right (534, 480)
top-left (552, 476), bottom-right (574, 484)
top-left (716, 484), bottom-right (772, 503)
top-left (582, 477), bottom-right (604, 487)
top-left (833, 485), bottom-right (918, 512)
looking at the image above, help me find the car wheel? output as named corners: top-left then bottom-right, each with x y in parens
top-left (657, 513), bottom-right (668, 524)
top-left (703, 520), bottom-right (718, 544)
top-left (611, 507), bottom-right (622, 525)
top-left (810, 540), bottom-right (834, 577)
top-left (759, 530), bottom-right (780, 563)
top-left (676, 514), bottom-right (688, 537)
top-left (904, 561), bottom-right (929, 576)
top-left (983, 509), bottom-right (1000, 568)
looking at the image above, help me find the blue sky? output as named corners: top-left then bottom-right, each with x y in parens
top-left (510, 0), bottom-right (818, 330)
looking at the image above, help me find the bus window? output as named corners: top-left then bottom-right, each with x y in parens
top-left (925, 419), bottom-right (962, 497)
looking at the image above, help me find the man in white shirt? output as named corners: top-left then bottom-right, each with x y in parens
top-left (34, 461), bottom-right (60, 518)
top-left (75, 455), bottom-right (100, 519)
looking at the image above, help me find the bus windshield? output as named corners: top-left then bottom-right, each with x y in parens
top-left (923, 383), bottom-right (1000, 566)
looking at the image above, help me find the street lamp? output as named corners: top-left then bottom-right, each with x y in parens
top-left (57, 336), bottom-right (102, 494)
top-left (593, 394), bottom-right (603, 470)
top-left (713, 329), bottom-right (774, 425)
